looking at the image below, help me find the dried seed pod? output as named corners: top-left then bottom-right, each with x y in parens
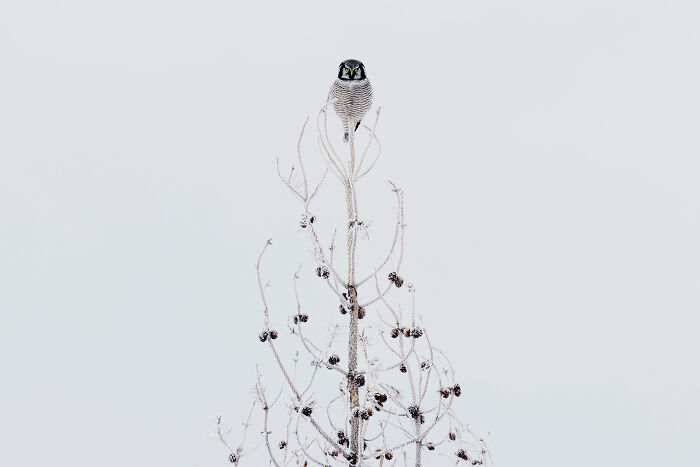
top-left (339, 304), bottom-right (347, 315)
top-left (278, 441), bottom-right (286, 449)
top-left (354, 374), bottom-right (365, 387)
top-left (408, 405), bottom-right (419, 419)
top-left (345, 452), bottom-right (358, 464)
top-left (293, 314), bottom-right (308, 324)
top-left (328, 354), bottom-right (340, 365)
top-left (399, 364), bottom-right (407, 373)
top-left (426, 443), bottom-right (435, 451)
top-left (385, 452), bottom-right (393, 460)
top-left (452, 384), bottom-right (462, 397)
top-left (374, 393), bottom-right (388, 404)
top-left (316, 266), bottom-right (329, 279)
top-left (360, 410), bottom-right (370, 420)
top-left (457, 449), bottom-right (469, 460)
top-left (388, 271), bottom-right (405, 287)
top-left (301, 406), bottom-right (312, 416)
top-left (258, 331), bottom-right (268, 342)
top-left (330, 450), bottom-right (339, 457)
top-left (390, 328), bottom-right (399, 338)
top-left (403, 328), bottom-right (411, 338)
top-left (449, 432), bottom-right (457, 441)
top-left (228, 453), bottom-right (238, 463)
top-left (440, 388), bottom-right (451, 399)
top-left (411, 328), bottom-right (423, 338)
top-left (357, 306), bottom-right (365, 319)
top-left (420, 361), bottom-right (430, 370)
top-left (269, 330), bottom-right (278, 339)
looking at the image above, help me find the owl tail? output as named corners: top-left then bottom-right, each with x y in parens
top-left (343, 121), bottom-right (361, 143)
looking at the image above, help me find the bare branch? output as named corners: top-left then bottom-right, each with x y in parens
top-left (224, 100), bottom-right (491, 466)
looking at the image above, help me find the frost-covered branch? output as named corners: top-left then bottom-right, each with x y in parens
top-left (217, 100), bottom-right (490, 466)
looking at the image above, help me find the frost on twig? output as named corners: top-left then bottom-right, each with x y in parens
top-left (216, 104), bottom-right (491, 466)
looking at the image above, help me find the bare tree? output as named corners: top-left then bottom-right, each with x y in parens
top-left (217, 99), bottom-right (491, 466)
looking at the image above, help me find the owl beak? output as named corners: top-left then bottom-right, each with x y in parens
top-left (349, 69), bottom-right (356, 78)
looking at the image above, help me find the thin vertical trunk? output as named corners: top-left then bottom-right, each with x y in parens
top-left (414, 418), bottom-right (422, 466)
top-left (346, 128), bottom-right (360, 464)
top-left (347, 284), bottom-right (359, 458)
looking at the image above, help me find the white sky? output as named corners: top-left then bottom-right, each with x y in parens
top-left (1, 1), bottom-right (699, 466)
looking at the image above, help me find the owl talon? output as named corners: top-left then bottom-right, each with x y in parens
top-left (343, 132), bottom-right (349, 143)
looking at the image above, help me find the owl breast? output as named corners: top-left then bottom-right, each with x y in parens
top-left (330, 79), bottom-right (373, 126)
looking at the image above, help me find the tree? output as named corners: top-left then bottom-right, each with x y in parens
top-left (217, 99), bottom-right (491, 466)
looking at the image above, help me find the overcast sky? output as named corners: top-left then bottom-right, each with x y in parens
top-left (1, 1), bottom-right (699, 466)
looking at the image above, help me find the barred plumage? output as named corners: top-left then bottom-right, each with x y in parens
top-left (330, 59), bottom-right (373, 142)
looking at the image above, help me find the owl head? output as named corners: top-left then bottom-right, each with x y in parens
top-left (338, 59), bottom-right (367, 80)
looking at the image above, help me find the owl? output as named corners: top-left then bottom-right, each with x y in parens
top-left (329, 59), bottom-right (373, 142)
